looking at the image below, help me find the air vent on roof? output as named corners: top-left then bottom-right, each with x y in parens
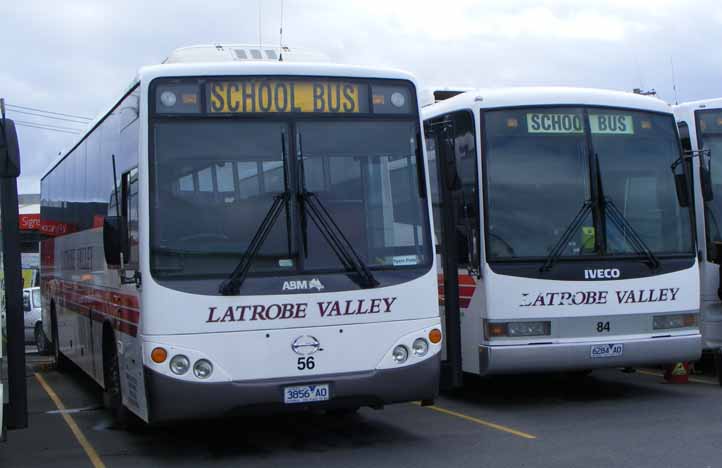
top-left (164, 44), bottom-right (331, 64)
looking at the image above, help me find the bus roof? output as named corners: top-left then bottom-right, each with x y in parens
top-left (422, 86), bottom-right (672, 120)
top-left (673, 98), bottom-right (722, 116)
top-left (41, 60), bottom-right (418, 180)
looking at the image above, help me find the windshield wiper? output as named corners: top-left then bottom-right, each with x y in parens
top-left (300, 191), bottom-right (379, 288)
top-left (218, 191), bottom-right (290, 295)
top-left (595, 156), bottom-right (659, 270)
top-left (219, 132), bottom-right (292, 295)
top-left (296, 134), bottom-right (378, 289)
top-left (602, 197), bottom-right (660, 270)
top-left (540, 200), bottom-right (593, 272)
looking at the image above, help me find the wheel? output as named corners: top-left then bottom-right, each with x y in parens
top-left (103, 334), bottom-right (138, 429)
top-left (51, 308), bottom-right (71, 371)
top-left (35, 323), bottom-right (51, 355)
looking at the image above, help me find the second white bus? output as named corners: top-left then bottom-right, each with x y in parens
top-left (424, 87), bottom-right (701, 377)
top-left (674, 99), bottom-right (722, 383)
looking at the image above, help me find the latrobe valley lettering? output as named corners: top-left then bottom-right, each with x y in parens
top-left (206, 297), bottom-right (398, 323)
top-left (520, 288), bottom-right (680, 307)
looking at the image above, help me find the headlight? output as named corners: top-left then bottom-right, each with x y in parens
top-left (169, 355), bottom-right (190, 375)
top-left (653, 314), bottom-right (697, 330)
top-left (412, 338), bottom-right (429, 357)
top-left (193, 359), bottom-right (213, 379)
top-left (487, 321), bottom-right (551, 338)
top-left (392, 345), bottom-right (409, 364)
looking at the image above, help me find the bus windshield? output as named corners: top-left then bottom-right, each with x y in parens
top-left (150, 118), bottom-right (431, 293)
top-left (484, 106), bottom-right (693, 260)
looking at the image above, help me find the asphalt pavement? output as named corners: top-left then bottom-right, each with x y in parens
top-left (2, 351), bottom-right (721, 468)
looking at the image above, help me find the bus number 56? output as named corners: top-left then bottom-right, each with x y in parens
top-left (297, 357), bottom-right (315, 370)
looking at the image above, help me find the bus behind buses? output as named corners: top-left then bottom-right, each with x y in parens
top-left (674, 98), bottom-right (722, 383)
top-left (40, 44), bottom-right (441, 425)
top-left (423, 87), bottom-right (700, 378)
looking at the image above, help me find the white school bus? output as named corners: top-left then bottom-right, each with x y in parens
top-left (423, 87), bottom-right (700, 378)
top-left (40, 44), bottom-right (441, 425)
top-left (674, 99), bottom-right (722, 382)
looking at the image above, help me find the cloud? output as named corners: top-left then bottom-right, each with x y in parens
top-left (3, 0), bottom-right (722, 193)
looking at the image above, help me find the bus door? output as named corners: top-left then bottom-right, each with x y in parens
top-left (425, 117), bottom-right (464, 388)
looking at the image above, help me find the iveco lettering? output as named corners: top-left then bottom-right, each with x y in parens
top-left (39, 44), bottom-right (442, 426)
top-left (423, 87), bottom-right (701, 380)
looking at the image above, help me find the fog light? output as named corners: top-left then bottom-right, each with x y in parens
top-left (160, 90), bottom-right (177, 107)
top-left (193, 359), bottom-right (213, 379)
top-left (169, 354), bottom-right (190, 375)
top-left (392, 345), bottom-right (409, 364)
top-left (653, 314), bottom-right (697, 330)
top-left (412, 338), bottom-right (429, 357)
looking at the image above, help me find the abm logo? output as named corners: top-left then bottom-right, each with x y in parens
top-left (282, 278), bottom-right (325, 291)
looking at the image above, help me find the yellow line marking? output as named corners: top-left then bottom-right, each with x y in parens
top-left (637, 369), bottom-right (718, 385)
top-left (414, 402), bottom-right (537, 439)
top-left (34, 373), bottom-right (106, 468)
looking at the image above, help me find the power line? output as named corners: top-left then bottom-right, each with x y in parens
top-left (5, 103), bottom-right (91, 121)
top-left (14, 119), bottom-right (81, 132)
top-left (15, 122), bottom-right (80, 135)
top-left (7, 108), bottom-right (89, 125)
top-left (14, 120), bottom-right (81, 135)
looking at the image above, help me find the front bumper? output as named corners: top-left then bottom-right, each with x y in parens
top-left (144, 353), bottom-right (439, 424)
top-left (479, 334), bottom-right (701, 375)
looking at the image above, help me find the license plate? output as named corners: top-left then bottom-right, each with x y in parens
top-left (590, 343), bottom-right (624, 358)
top-left (283, 383), bottom-right (330, 404)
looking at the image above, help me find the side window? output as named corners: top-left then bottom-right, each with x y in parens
top-left (425, 112), bottom-right (481, 270)
top-left (451, 111), bottom-right (480, 270)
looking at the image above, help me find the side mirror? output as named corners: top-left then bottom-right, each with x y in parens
top-left (103, 216), bottom-right (128, 266)
top-left (22, 293), bottom-right (31, 313)
top-left (0, 118), bottom-right (21, 178)
top-left (673, 173), bottom-right (689, 207)
top-left (701, 149), bottom-right (714, 202)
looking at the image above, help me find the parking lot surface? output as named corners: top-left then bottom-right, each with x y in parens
top-left (2, 352), bottom-right (721, 468)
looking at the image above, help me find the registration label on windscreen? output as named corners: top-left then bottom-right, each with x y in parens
top-left (590, 343), bottom-right (624, 358)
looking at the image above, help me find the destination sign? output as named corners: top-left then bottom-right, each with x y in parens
top-left (589, 114), bottom-right (634, 135)
top-left (207, 80), bottom-right (367, 114)
top-left (527, 113), bottom-right (583, 134)
top-left (526, 113), bottom-right (635, 135)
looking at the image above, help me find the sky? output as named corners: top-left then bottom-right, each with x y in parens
top-left (3, 0), bottom-right (722, 194)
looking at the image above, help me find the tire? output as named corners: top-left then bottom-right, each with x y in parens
top-left (103, 334), bottom-right (138, 429)
top-left (35, 323), bottom-right (51, 355)
top-left (51, 308), bottom-right (71, 371)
